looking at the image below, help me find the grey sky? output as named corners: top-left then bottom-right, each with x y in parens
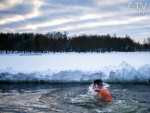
top-left (0, 0), bottom-right (150, 42)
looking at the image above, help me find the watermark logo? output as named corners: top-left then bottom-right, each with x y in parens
top-left (128, 2), bottom-right (148, 15)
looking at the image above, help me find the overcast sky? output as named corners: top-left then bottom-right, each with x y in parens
top-left (0, 0), bottom-right (149, 42)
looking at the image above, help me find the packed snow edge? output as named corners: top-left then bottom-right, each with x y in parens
top-left (0, 61), bottom-right (150, 83)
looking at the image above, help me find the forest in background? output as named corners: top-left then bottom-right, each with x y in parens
top-left (0, 32), bottom-right (150, 54)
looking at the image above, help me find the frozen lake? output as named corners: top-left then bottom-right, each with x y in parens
top-left (0, 83), bottom-right (150, 113)
top-left (0, 52), bottom-right (150, 83)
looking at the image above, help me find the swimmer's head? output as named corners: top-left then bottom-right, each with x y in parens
top-left (93, 79), bottom-right (102, 86)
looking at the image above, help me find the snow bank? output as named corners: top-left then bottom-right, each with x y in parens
top-left (0, 61), bottom-right (149, 83)
top-left (0, 53), bottom-right (150, 83)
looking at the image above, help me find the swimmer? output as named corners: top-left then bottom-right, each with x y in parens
top-left (93, 79), bottom-right (113, 102)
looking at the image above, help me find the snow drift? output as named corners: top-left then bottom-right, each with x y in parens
top-left (0, 61), bottom-right (149, 83)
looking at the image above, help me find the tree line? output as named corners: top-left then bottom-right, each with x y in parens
top-left (0, 32), bottom-right (150, 54)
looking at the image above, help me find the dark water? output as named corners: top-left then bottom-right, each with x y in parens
top-left (39, 84), bottom-right (150, 113)
top-left (0, 83), bottom-right (85, 93)
top-left (0, 83), bottom-right (150, 113)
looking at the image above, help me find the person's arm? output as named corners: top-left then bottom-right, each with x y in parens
top-left (101, 89), bottom-right (113, 102)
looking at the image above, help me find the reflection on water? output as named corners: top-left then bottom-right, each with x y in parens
top-left (0, 83), bottom-right (87, 93)
top-left (0, 83), bottom-right (88, 113)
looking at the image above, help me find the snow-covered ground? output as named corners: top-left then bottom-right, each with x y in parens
top-left (0, 52), bottom-right (150, 83)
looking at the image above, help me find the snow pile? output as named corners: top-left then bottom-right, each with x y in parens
top-left (137, 64), bottom-right (150, 80)
top-left (0, 61), bottom-right (149, 83)
top-left (104, 61), bottom-right (146, 83)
